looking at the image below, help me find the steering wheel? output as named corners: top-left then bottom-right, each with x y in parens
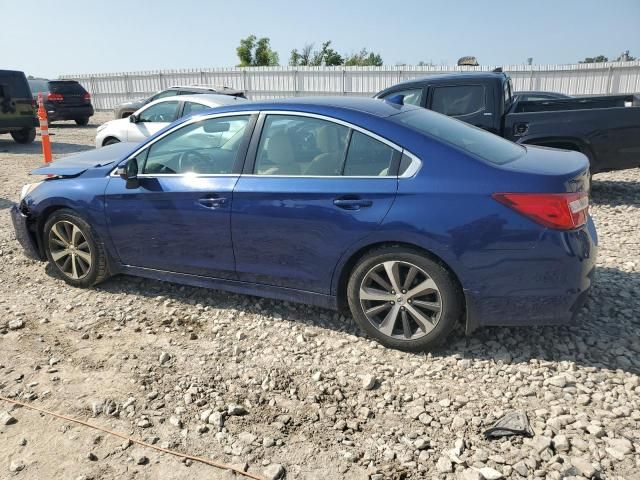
top-left (177, 150), bottom-right (210, 173)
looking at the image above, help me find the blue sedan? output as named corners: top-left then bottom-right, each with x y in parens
top-left (11, 97), bottom-right (597, 351)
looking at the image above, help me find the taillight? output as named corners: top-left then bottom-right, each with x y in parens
top-left (47, 93), bottom-right (64, 102)
top-left (84, 92), bottom-right (91, 101)
top-left (493, 192), bottom-right (589, 230)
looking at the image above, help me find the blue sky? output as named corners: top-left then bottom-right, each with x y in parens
top-left (2, 0), bottom-right (638, 77)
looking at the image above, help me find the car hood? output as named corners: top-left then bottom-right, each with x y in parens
top-left (32, 142), bottom-right (139, 176)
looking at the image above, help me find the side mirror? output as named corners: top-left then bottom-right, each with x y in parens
top-left (129, 114), bottom-right (138, 123)
top-left (117, 158), bottom-right (139, 188)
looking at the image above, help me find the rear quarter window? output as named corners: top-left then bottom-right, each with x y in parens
top-left (393, 108), bottom-right (524, 165)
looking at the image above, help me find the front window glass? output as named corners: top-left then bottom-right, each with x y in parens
top-left (392, 108), bottom-right (525, 165)
top-left (142, 115), bottom-right (250, 174)
top-left (431, 85), bottom-right (485, 116)
top-left (138, 101), bottom-right (179, 123)
top-left (254, 115), bottom-right (349, 176)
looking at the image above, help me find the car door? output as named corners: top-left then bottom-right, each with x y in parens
top-left (127, 100), bottom-right (180, 142)
top-left (105, 113), bottom-right (256, 278)
top-left (231, 112), bottom-right (399, 294)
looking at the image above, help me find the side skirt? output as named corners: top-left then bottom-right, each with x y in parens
top-left (120, 265), bottom-right (338, 311)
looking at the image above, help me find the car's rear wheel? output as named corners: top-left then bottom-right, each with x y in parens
top-left (75, 117), bottom-right (90, 126)
top-left (103, 137), bottom-right (120, 146)
top-left (43, 210), bottom-right (108, 288)
top-left (11, 127), bottom-right (36, 144)
top-left (347, 246), bottom-right (463, 351)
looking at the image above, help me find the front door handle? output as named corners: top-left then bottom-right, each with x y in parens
top-left (198, 195), bottom-right (227, 209)
top-left (333, 197), bottom-right (373, 210)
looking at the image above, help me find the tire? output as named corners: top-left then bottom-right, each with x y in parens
top-left (10, 127), bottom-right (36, 144)
top-left (347, 246), bottom-right (463, 351)
top-left (75, 117), bottom-right (89, 126)
top-left (103, 137), bottom-right (121, 146)
top-left (43, 209), bottom-right (109, 288)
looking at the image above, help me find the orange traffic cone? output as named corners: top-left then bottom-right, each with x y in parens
top-left (37, 92), bottom-right (52, 163)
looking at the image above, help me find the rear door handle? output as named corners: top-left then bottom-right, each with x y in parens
top-left (333, 197), bottom-right (373, 210)
top-left (198, 195), bottom-right (227, 209)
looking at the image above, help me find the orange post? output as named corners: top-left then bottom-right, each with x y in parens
top-left (37, 92), bottom-right (52, 163)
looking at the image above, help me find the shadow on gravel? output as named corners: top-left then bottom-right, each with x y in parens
top-left (79, 263), bottom-right (640, 376)
top-left (0, 140), bottom-right (93, 155)
top-left (591, 178), bottom-right (640, 206)
top-left (0, 198), bottom-right (14, 210)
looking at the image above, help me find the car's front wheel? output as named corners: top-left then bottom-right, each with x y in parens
top-left (11, 127), bottom-right (36, 144)
top-left (347, 246), bottom-right (463, 351)
top-left (43, 209), bottom-right (109, 288)
top-left (75, 117), bottom-right (90, 126)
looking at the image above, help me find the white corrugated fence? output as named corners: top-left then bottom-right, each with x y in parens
top-left (60, 61), bottom-right (640, 110)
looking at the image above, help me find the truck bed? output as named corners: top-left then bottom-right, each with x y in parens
top-left (513, 94), bottom-right (640, 113)
top-left (505, 98), bottom-right (640, 173)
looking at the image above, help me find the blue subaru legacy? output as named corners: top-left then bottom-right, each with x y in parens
top-left (11, 97), bottom-right (597, 351)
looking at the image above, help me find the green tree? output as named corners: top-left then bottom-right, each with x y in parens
top-left (579, 55), bottom-right (609, 63)
top-left (344, 48), bottom-right (383, 66)
top-left (236, 35), bottom-right (279, 67)
top-left (254, 37), bottom-right (279, 66)
top-left (290, 42), bottom-right (342, 66)
top-left (236, 35), bottom-right (256, 67)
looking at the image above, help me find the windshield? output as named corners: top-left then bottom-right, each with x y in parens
top-left (392, 108), bottom-right (525, 165)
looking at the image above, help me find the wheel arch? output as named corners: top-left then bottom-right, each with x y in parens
top-left (333, 240), bottom-right (470, 330)
top-left (102, 136), bottom-right (121, 147)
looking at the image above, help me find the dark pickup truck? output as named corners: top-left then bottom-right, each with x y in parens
top-left (376, 72), bottom-right (640, 174)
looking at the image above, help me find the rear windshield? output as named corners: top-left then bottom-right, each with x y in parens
top-left (49, 81), bottom-right (87, 95)
top-left (0, 71), bottom-right (32, 98)
top-left (391, 108), bottom-right (525, 165)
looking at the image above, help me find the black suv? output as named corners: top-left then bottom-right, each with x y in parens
top-left (0, 69), bottom-right (38, 144)
top-left (114, 85), bottom-right (246, 118)
top-left (28, 79), bottom-right (94, 125)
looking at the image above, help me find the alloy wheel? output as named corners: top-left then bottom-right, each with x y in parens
top-left (48, 220), bottom-right (92, 280)
top-left (359, 260), bottom-right (442, 340)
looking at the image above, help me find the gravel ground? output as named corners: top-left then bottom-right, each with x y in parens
top-left (0, 113), bottom-right (639, 480)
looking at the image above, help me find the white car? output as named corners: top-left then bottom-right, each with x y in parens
top-left (95, 94), bottom-right (246, 148)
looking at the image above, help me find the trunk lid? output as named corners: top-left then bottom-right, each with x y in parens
top-left (496, 145), bottom-right (590, 193)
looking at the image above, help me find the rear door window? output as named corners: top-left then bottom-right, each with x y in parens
top-left (431, 85), bottom-right (485, 116)
top-left (343, 131), bottom-right (395, 176)
top-left (183, 101), bottom-right (210, 117)
top-left (254, 115), bottom-right (349, 176)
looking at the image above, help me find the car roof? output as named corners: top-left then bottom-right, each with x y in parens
top-left (176, 93), bottom-right (247, 106)
top-left (208, 96), bottom-right (420, 118)
top-left (141, 93), bottom-right (246, 111)
top-left (381, 71), bottom-right (508, 91)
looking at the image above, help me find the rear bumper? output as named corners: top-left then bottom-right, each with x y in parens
top-left (465, 217), bottom-right (598, 329)
top-left (46, 103), bottom-right (94, 121)
top-left (10, 205), bottom-right (43, 261)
